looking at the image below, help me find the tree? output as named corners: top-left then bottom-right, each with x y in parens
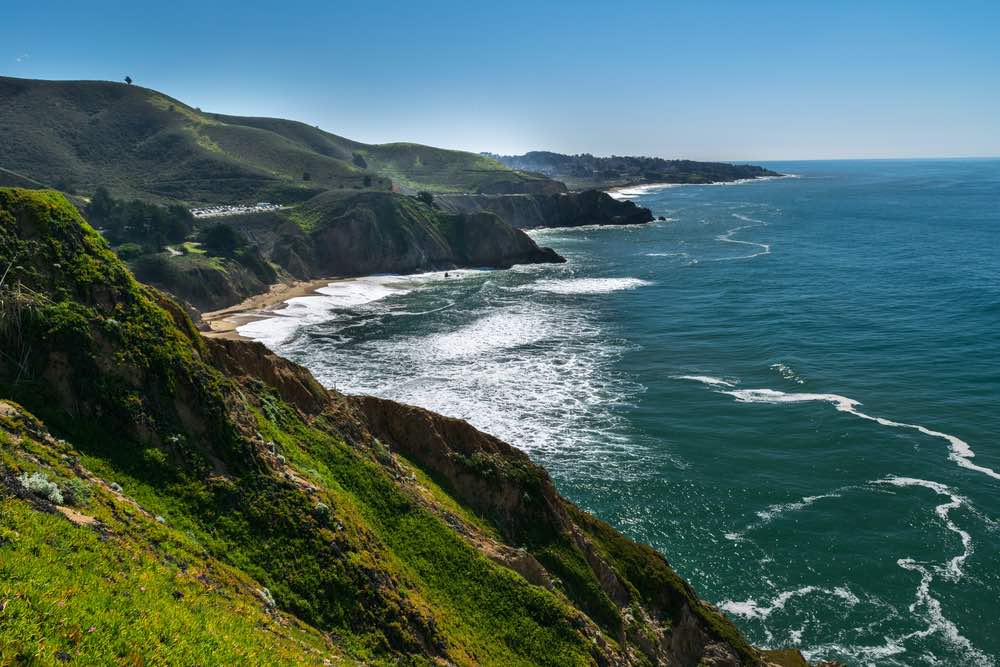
top-left (85, 187), bottom-right (116, 224)
top-left (200, 224), bottom-right (244, 256)
top-left (416, 191), bottom-right (435, 207)
top-left (124, 75), bottom-right (133, 85)
top-left (302, 171), bottom-right (311, 181)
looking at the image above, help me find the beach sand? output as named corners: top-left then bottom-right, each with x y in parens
top-left (199, 277), bottom-right (338, 340)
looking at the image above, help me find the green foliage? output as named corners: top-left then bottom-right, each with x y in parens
top-left (16, 471), bottom-right (63, 504)
top-left (488, 151), bottom-right (781, 190)
top-left (61, 477), bottom-right (92, 507)
top-left (0, 76), bottom-right (556, 203)
top-left (199, 223), bottom-right (245, 256)
top-left (113, 242), bottom-right (144, 260)
top-left (85, 187), bottom-right (194, 249)
top-left (0, 496), bottom-right (337, 666)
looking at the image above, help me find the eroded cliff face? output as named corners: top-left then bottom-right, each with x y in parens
top-left (437, 189), bottom-right (654, 229)
top-left (0, 188), bottom-right (826, 666)
top-left (222, 189), bottom-right (564, 284)
top-left (303, 191), bottom-right (563, 277)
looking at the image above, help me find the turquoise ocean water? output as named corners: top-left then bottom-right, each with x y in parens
top-left (240, 160), bottom-right (1000, 665)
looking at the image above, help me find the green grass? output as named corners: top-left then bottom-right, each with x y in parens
top-left (0, 404), bottom-right (341, 666)
top-left (0, 76), bottom-right (554, 204)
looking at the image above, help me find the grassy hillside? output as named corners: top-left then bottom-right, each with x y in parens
top-left (0, 77), bottom-right (558, 203)
top-left (0, 188), bottom-right (815, 665)
top-left (488, 151), bottom-right (782, 190)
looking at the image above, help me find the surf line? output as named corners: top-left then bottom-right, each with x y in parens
top-left (711, 213), bottom-right (771, 261)
top-left (674, 378), bottom-right (1000, 482)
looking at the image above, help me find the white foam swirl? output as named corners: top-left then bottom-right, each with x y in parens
top-left (873, 476), bottom-right (971, 581)
top-left (516, 277), bottom-right (651, 294)
top-left (673, 375), bottom-right (736, 388)
top-left (678, 377), bottom-right (1000, 482)
top-left (719, 586), bottom-right (859, 622)
top-left (869, 476), bottom-right (992, 666)
top-left (710, 212), bottom-right (771, 261)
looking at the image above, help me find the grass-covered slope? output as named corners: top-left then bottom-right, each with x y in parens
top-left (488, 151), bottom-right (782, 190)
top-left (0, 188), bottom-right (816, 665)
top-left (0, 77), bottom-right (558, 202)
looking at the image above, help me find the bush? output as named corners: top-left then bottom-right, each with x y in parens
top-left (115, 242), bottom-right (145, 260)
top-left (62, 477), bottom-right (92, 507)
top-left (313, 502), bottom-right (332, 526)
top-left (200, 224), bottom-right (245, 256)
top-left (17, 471), bottom-right (64, 504)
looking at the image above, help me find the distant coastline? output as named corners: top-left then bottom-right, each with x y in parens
top-left (606, 174), bottom-right (794, 200)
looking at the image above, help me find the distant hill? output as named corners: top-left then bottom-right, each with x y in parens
top-left (0, 76), bottom-right (561, 204)
top-left (486, 150), bottom-right (781, 190)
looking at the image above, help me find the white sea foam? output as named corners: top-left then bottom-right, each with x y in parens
top-left (755, 492), bottom-right (844, 523)
top-left (724, 485), bottom-right (851, 542)
top-left (688, 383), bottom-right (1000, 482)
top-left (606, 174), bottom-right (795, 200)
top-left (873, 476), bottom-right (972, 581)
top-left (709, 212), bottom-right (771, 261)
top-left (727, 475), bottom-right (993, 665)
top-left (770, 362), bottom-right (806, 384)
top-left (673, 375), bottom-right (737, 388)
top-left (422, 311), bottom-right (552, 358)
top-left (868, 476), bottom-right (992, 666)
top-left (237, 270), bottom-right (491, 346)
top-left (606, 183), bottom-right (680, 200)
top-left (516, 277), bottom-right (652, 294)
top-left (237, 276), bottom-right (411, 346)
top-left (718, 585), bottom-right (859, 622)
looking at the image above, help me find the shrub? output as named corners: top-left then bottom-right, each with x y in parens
top-left (199, 224), bottom-right (245, 256)
top-left (17, 471), bottom-right (64, 504)
top-left (313, 502), bottom-right (332, 526)
top-left (62, 477), bottom-right (92, 507)
top-left (115, 242), bottom-right (145, 260)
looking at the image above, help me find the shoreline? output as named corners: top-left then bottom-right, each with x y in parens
top-left (605, 174), bottom-right (793, 200)
top-left (199, 277), bottom-right (341, 341)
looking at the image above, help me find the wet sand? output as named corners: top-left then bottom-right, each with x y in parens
top-left (199, 277), bottom-right (339, 340)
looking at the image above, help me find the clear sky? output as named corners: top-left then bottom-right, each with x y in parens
top-left (4, 1), bottom-right (999, 160)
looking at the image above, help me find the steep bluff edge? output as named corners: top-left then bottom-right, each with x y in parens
top-left (0, 188), bottom-right (831, 665)
top-left (134, 189), bottom-right (565, 312)
top-left (436, 190), bottom-right (654, 229)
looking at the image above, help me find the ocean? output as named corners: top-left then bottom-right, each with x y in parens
top-left (238, 160), bottom-right (1000, 666)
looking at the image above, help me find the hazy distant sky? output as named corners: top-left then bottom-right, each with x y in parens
top-left (5, 1), bottom-right (999, 160)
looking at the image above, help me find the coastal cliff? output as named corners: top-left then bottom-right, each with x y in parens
top-left (131, 189), bottom-right (564, 311)
top-left (437, 190), bottom-right (654, 229)
top-left (0, 189), bottom-right (825, 664)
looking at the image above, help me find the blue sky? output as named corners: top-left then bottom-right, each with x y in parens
top-left (5, 1), bottom-right (999, 160)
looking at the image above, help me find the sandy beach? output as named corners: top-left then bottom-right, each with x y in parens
top-left (199, 277), bottom-right (339, 340)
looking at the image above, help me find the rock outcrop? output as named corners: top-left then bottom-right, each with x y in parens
top-left (437, 189), bottom-right (654, 229)
top-left (301, 190), bottom-right (563, 276)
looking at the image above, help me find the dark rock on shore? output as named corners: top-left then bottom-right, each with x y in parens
top-left (436, 189), bottom-right (654, 229)
top-left (301, 190), bottom-right (564, 276)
